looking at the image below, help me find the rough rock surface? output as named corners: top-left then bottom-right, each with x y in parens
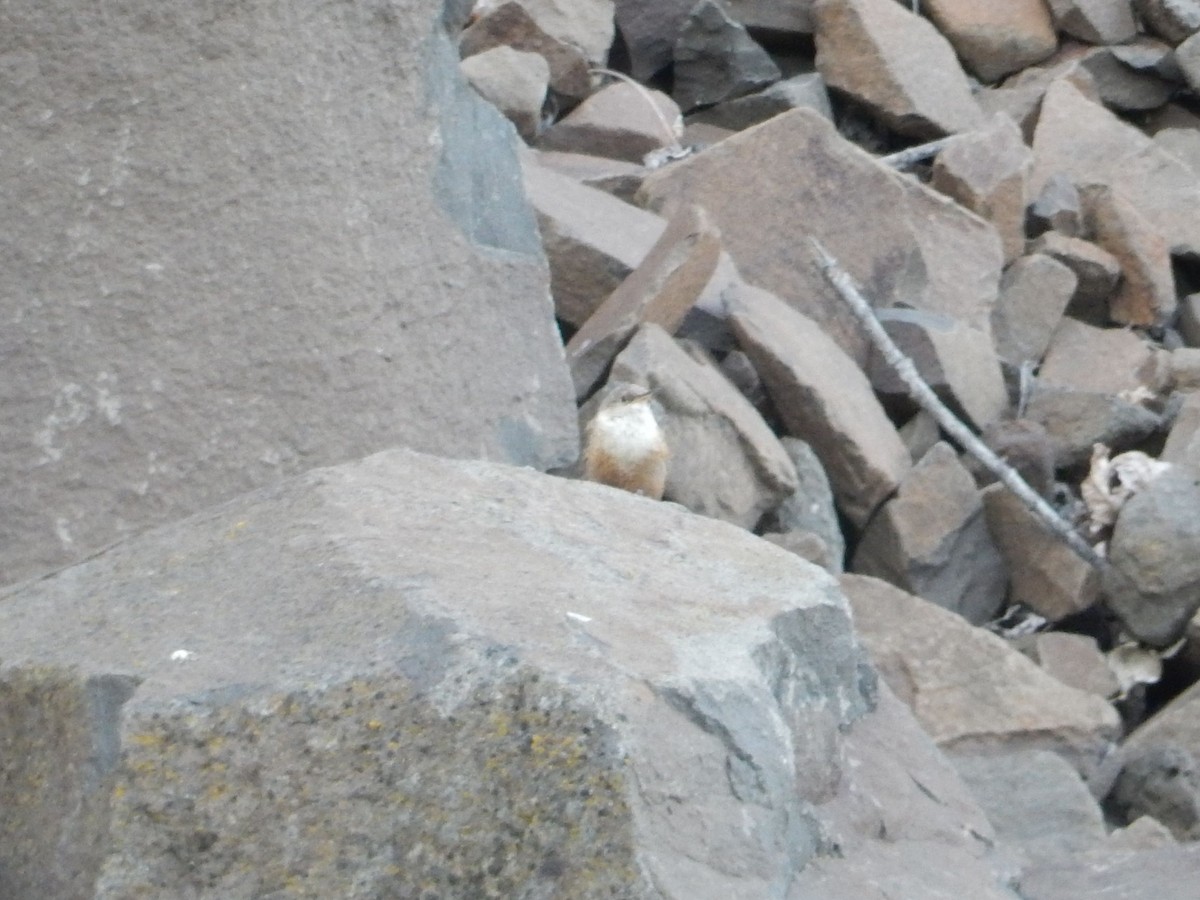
top-left (0, 448), bottom-right (870, 899)
top-left (1028, 232), bottom-right (1123, 325)
top-left (0, 0), bottom-right (579, 588)
top-left (992, 254), bottom-right (1078, 370)
top-left (673, 0), bottom-right (781, 112)
top-left (842, 574), bottom-right (1121, 780)
top-left (459, 1), bottom-right (593, 100)
top-left (852, 443), bottom-right (1008, 625)
top-left (813, 0), bottom-right (984, 138)
top-left (1019, 843), bottom-right (1200, 900)
top-left (764, 437), bottom-right (847, 572)
top-left (689, 73), bottom-right (833, 131)
top-left (1046, 0), bottom-right (1139, 44)
top-left (460, 45), bottom-right (551, 141)
top-left (638, 108), bottom-right (1004, 366)
top-left (539, 81), bottom-right (684, 163)
top-left (727, 285), bottom-right (911, 527)
top-left (921, 0), bottom-right (1059, 82)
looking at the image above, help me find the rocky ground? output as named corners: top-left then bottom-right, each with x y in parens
top-left (3, 0), bottom-right (1200, 897)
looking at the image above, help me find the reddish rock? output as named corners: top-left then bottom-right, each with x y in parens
top-left (1038, 318), bottom-right (1158, 396)
top-left (1028, 231), bottom-right (1122, 325)
top-left (460, 1), bottom-right (592, 101)
top-left (922, 0), bottom-right (1059, 82)
top-left (813, 0), bottom-right (984, 139)
top-left (517, 0), bottom-right (615, 66)
top-left (540, 81), bottom-right (683, 164)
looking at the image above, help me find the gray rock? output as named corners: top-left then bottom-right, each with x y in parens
top-left (1025, 384), bottom-right (1164, 469)
top-left (920, 0), bottom-right (1058, 83)
top-left (1046, 0), bottom-right (1139, 43)
top-left (1038, 318), bottom-right (1158, 396)
top-left (727, 285), bottom-right (911, 527)
top-left (841, 574), bottom-right (1121, 782)
top-left (1077, 48), bottom-right (1176, 112)
top-left (763, 437), bottom-right (846, 572)
top-left (1027, 232), bottom-right (1122, 326)
top-left (1104, 465), bottom-right (1200, 646)
top-left (1180, 294), bottom-right (1200, 347)
top-left (1136, 0), bottom-right (1200, 43)
top-left (517, 0), bottom-right (616, 65)
top-left (992, 254), bottom-right (1077, 371)
top-left (638, 108), bottom-right (1004, 368)
top-left (539, 82), bottom-right (684, 164)
top-left (688, 73), bottom-right (834, 131)
top-left (760, 530), bottom-right (840, 572)
top-left (723, 0), bottom-right (816, 34)
top-left (460, 45), bottom-right (551, 140)
top-left (0, 447), bottom-right (870, 899)
top-left (1020, 842), bottom-right (1200, 900)
top-left (852, 443), bottom-right (1008, 625)
top-left (950, 750), bottom-right (1108, 868)
top-left (1027, 173), bottom-right (1083, 238)
top-left (1162, 391), bottom-right (1200, 466)
top-left (1110, 745), bottom-right (1200, 840)
top-left (673, 0), bottom-right (782, 112)
top-left (609, 324), bottom-right (800, 529)
top-left (1030, 632), bottom-right (1119, 698)
top-left (0, 0), bottom-right (577, 587)
top-left (613, 0), bottom-right (696, 80)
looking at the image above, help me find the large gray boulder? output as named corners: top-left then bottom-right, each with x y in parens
top-left (0, 448), bottom-right (1025, 899)
top-left (0, 0), bottom-right (578, 587)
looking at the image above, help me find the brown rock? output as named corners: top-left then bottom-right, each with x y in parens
top-left (985, 485), bottom-right (1100, 622)
top-left (1025, 384), bottom-right (1163, 468)
top-left (1046, 0), bottom-right (1138, 44)
top-left (607, 324), bottom-right (799, 528)
top-left (1028, 231), bottom-right (1121, 325)
top-left (566, 205), bottom-right (721, 398)
top-left (727, 286), bottom-right (911, 527)
top-left (688, 73), bottom-right (833, 132)
top-left (760, 530), bottom-right (839, 573)
top-left (868, 309), bottom-right (1010, 432)
top-left (531, 149), bottom-right (647, 203)
top-left (539, 81), bottom-right (683, 164)
top-left (852, 443), bottom-right (1008, 625)
top-left (637, 108), bottom-right (1004, 366)
top-left (1082, 184), bottom-right (1176, 327)
top-left (841, 573), bottom-right (1121, 779)
top-left (1027, 173), bottom-right (1083, 238)
top-left (978, 419), bottom-right (1058, 498)
top-left (992, 254), bottom-right (1078, 370)
top-left (1038, 318), bottom-right (1158, 396)
top-left (1031, 79), bottom-right (1200, 256)
top-left (459, 1), bottom-right (592, 101)
top-left (921, 0), bottom-right (1059, 82)
top-left (931, 114), bottom-right (1032, 262)
top-left (977, 66), bottom-right (1098, 142)
top-left (517, 0), bottom-right (616, 66)
top-left (460, 46), bottom-right (550, 141)
top-left (813, 0), bottom-right (984, 139)
top-left (522, 155), bottom-right (666, 327)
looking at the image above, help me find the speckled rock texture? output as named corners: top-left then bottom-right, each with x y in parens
top-left (0, 448), bottom-right (875, 899)
top-left (0, 0), bottom-right (578, 588)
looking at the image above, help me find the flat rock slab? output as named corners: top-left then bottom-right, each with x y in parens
top-left (1019, 842), bottom-right (1200, 900)
top-left (841, 574), bottom-right (1121, 781)
top-left (637, 107), bottom-right (1003, 366)
top-left (0, 448), bottom-right (872, 899)
top-left (0, 0), bottom-right (579, 587)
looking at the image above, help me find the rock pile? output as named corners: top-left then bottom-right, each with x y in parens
top-left (460, 0), bottom-right (1200, 892)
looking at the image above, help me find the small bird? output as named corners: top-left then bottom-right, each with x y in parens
top-left (582, 385), bottom-right (669, 499)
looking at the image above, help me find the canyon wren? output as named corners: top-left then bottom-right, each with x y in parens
top-left (582, 385), bottom-right (669, 500)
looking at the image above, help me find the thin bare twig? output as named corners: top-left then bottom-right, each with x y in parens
top-left (879, 137), bottom-right (954, 170)
top-left (588, 67), bottom-right (682, 152)
top-left (809, 238), bottom-right (1109, 572)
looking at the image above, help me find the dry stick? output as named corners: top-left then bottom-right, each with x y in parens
top-left (879, 137), bottom-right (954, 170)
top-left (808, 238), bottom-right (1110, 572)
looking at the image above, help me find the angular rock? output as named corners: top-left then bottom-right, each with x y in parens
top-left (1161, 390), bottom-right (1200, 466)
top-left (638, 108), bottom-right (1004, 367)
top-left (1106, 815), bottom-right (1179, 851)
top-left (517, 0), bottom-right (616, 66)
top-left (852, 443), bottom-right (1008, 625)
top-left (978, 65), bottom-right (1099, 142)
top-left (921, 0), bottom-right (1059, 82)
top-left (0, 0), bottom-right (579, 587)
top-left (841, 574), bottom-right (1121, 780)
top-left (727, 286), bottom-right (911, 527)
top-left (608, 324), bottom-right (799, 528)
top-left (931, 114), bottom-right (1032, 263)
top-left (868, 309), bottom-right (1009, 432)
top-left (1154, 127), bottom-right (1200, 177)
top-left (812, 0), bottom-right (984, 139)
top-left (722, 0), bottom-right (817, 34)
top-left (522, 155), bottom-right (666, 327)
top-left (1028, 231), bottom-right (1122, 325)
top-left (460, 45), bottom-right (550, 141)
top-left (761, 530), bottom-right (840, 572)
top-left (566, 204), bottom-right (721, 398)
top-left (1135, 0), bottom-right (1200, 44)
top-left (531, 149), bottom-right (647, 202)
top-left (460, 1), bottom-right (592, 101)
top-left (539, 81), bottom-right (683, 164)
top-left (1176, 30), bottom-right (1200, 91)
top-left (1082, 184), bottom-right (1176, 327)
top-left (950, 750), bottom-right (1108, 867)
top-left (1076, 48), bottom-right (1176, 112)
top-left (673, 0), bottom-right (781, 112)
top-left (977, 419), bottom-right (1058, 499)
top-left (983, 485), bottom-right (1099, 622)
top-left (992, 254), bottom-right (1078, 370)
top-left (613, 0), bottom-right (693, 80)
top-left (1046, 0), bottom-right (1139, 44)
top-left (0, 447), bottom-right (873, 899)
top-left (1169, 347), bottom-right (1200, 391)
top-left (1025, 384), bottom-right (1163, 468)
top-left (1181, 294), bottom-right (1200, 347)
top-left (1030, 632), bottom-right (1119, 698)
top-left (762, 437), bottom-right (846, 572)
top-left (1104, 464), bottom-right (1200, 646)
top-left (1027, 173), bottom-right (1083, 238)
top-left (1109, 745), bottom-right (1200, 840)
top-left (1111, 38), bottom-right (1186, 83)
top-left (1020, 842), bottom-right (1200, 900)
top-left (1031, 79), bottom-right (1200, 256)
top-left (899, 410), bottom-right (943, 464)
top-left (688, 73), bottom-right (834, 131)
top-left (1038, 318), bottom-right (1157, 396)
